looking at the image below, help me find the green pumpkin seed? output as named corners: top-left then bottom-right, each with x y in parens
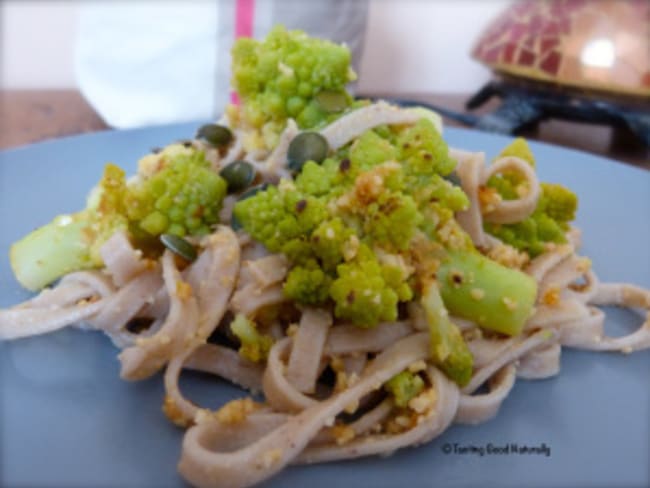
top-left (287, 132), bottom-right (329, 172)
top-left (196, 124), bottom-right (233, 148)
top-left (160, 234), bottom-right (197, 262)
top-left (220, 160), bottom-right (256, 193)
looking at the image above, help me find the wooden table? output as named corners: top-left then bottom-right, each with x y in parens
top-left (1, 90), bottom-right (648, 168)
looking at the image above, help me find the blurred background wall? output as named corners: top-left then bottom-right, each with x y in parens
top-left (1, 0), bottom-right (512, 93)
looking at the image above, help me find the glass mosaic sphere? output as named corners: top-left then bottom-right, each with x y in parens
top-left (472, 0), bottom-right (650, 97)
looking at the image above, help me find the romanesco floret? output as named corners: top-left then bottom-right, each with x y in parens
top-left (311, 218), bottom-right (353, 271)
top-left (231, 25), bottom-right (355, 142)
top-left (294, 160), bottom-right (335, 197)
top-left (538, 182), bottom-right (578, 223)
top-left (484, 139), bottom-right (578, 257)
top-left (283, 261), bottom-right (333, 305)
top-left (10, 148), bottom-right (228, 291)
top-left (384, 371), bottom-right (425, 408)
top-left (398, 118), bottom-right (456, 179)
top-left (349, 130), bottom-right (398, 173)
top-left (126, 149), bottom-right (227, 237)
top-left (329, 247), bottom-right (399, 327)
top-left (498, 136), bottom-right (535, 166)
top-left (485, 137), bottom-right (535, 200)
top-left (232, 183), bottom-right (327, 261)
top-left (230, 314), bottom-right (274, 363)
top-left (485, 182), bottom-right (578, 258)
top-left (361, 190), bottom-right (421, 251)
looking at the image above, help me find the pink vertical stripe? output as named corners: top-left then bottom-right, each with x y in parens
top-left (235, 0), bottom-right (255, 38)
top-left (231, 0), bottom-right (255, 104)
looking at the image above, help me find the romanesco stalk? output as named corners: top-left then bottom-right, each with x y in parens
top-left (421, 281), bottom-right (474, 387)
top-left (10, 164), bottom-right (129, 291)
top-left (437, 250), bottom-right (538, 336)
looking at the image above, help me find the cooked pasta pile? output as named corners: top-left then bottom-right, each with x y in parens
top-left (1, 100), bottom-right (649, 488)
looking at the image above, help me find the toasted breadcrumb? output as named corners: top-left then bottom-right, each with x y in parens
top-left (478, 185), bottom-right (502, 213)
top-left (542, 287), bottom-right (561, 306)
top-left (176, 281), bottom-right (193, 300)
top-left (487, 242), bottom-right (529, 269)
top-left (163, 395), bottom-right (191, 427)
top-left (408, 388), bottom-right (438, 414)
top-left (215, 398), bottom-right (259, 425)
top-left (260, 448), bottom-right (283, 469)
top-left (331, 424), bottom-right (356, 445)
top-left (502, 296), bottom-right (518, 311)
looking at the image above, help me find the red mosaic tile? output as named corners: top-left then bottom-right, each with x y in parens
top-left (541, 22), bottom-right (560, 37)
top-left (550, 4), bottom-right (566, 19)
top-left (541, 37), bottom-right (560, 54)
top-left (502, 43), bottom-right (517, 63)
top-left (643, 72), bottom-right (650, 87)
top-left (523, 35), bottom-right (536, 50)
top-left (540, 51), bottom-right (561, 75)
top-left (509, 22), bottom-right (528, 43)
top-left (512, 0), bottom-right (537, 19)
top-left (528, 15), bottom-right (544, 35)
top-left (483, 47), bottom-right (501, 64)
top-left (564, 0), bottom-right (587, 12)
top-left (558, 18), bottom-right (571, 34)
top-left (517, 49), bottom-right (536, 67)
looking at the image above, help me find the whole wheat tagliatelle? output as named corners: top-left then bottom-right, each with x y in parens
top-left (1, 101), bottom-right (649, 488)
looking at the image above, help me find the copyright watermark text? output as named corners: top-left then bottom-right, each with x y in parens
top-left (441, 442), bottom-right (551, 457)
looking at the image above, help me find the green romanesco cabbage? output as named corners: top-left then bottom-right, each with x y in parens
top-left (231, 25), bottom-right (356, 148)
top-left (485, 182), bottom-right (577, 257)
top-left (310, 218), bottom-right (354, 271)
top-left (384, 371), bottom-right (425, 408)
top-left (329, 245), bottom-right (399, 327)
top-left (484, 138), bottom-right (578, 258)
top-left (485, 137), bottom-right (535, 200)
top-left (230, 314), bottom-right (274, 363)
top-left (283, 260), bottom-right (333, 305)
top-left (10, 146), bottom-right (228, 291)
top-left (231, 182), bottom-right (327, 262)
top-left (126, 148), bottom-right (227, 238)
top-left (498, 136), bottom-right (535, 166)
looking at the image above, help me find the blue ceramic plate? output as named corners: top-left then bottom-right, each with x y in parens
top-left (1, 124), bottom-right (649, 488)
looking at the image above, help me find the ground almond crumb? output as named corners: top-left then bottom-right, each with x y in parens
top-left (286, 323), bottom-right (299, 337)
top-left (487, 242), bottom-right (529, 269)
top-left (470, 288), bottom-right (485, 301)
top-left (502, 296), bottom-right (518, 311)
top-left (408, 360), bottom-right (427, 373)
top-left (162, 395), bottom-right (190, 427)
top-left (542, 287), bottom-right (561, 306)
top-left (176, 281), bottom-right (193, 300)
top-left (215, 398), bottom-right (259, 425)
top-left (478, 185), bottom-right (502, 212)
top-left (260, 448), bottom-right (283, 469)
top-left (408, 388), bottom-right (438, 414)
top-left (331, 424), bottom-right (356, 446)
